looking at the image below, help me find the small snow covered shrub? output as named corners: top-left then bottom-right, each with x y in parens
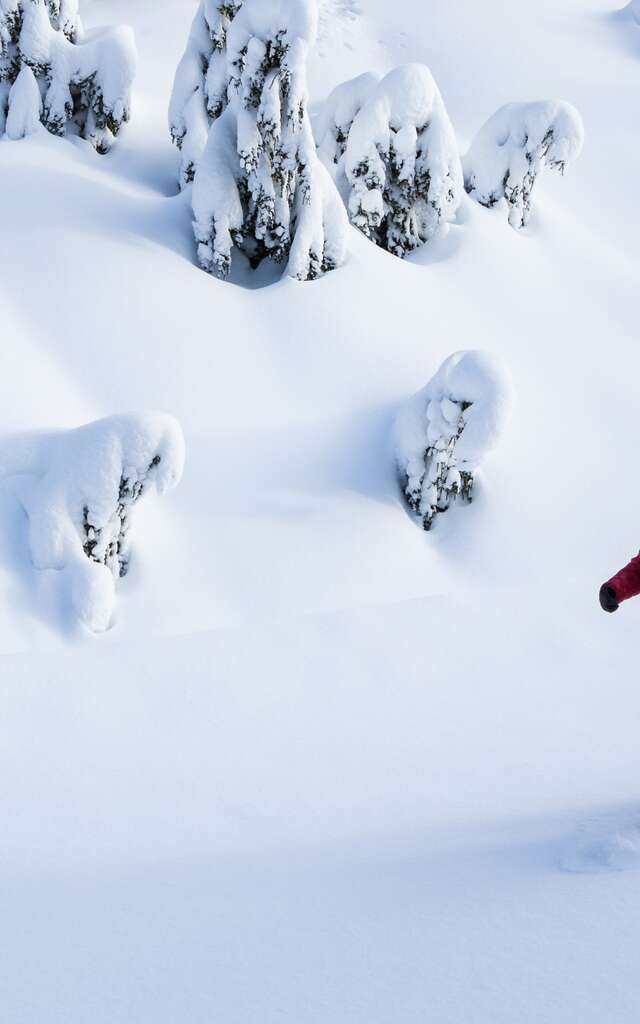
top-left (169, 0), bottom-right (243, 187)
top-left (3, 414), bottom-right (185, 632)
top-left (188, 0), bottom-right (348, 281)
top-left (463, 101), bottom-right (584, 229)
top-left (0, 0), bottom-right (136, 151)
top-left (394, 351), bottom-right (513, 531)
top-left (336, 63), bottom-right (463, 258)
top-left (315, 71), bottom-right (379, 168)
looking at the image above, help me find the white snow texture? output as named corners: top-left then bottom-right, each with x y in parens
top-left (5, 2), bottom-right (640, 1022)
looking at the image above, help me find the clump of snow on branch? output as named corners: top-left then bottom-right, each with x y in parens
top-left (315, 71), bottom-right (379, 168)
top-left (394, 351), bottom-right (513, 531)
top-left (5, 65), bottom-right (41, 139)
top-left (2, 414), bottom-right (185, 633)
top-left (0, 0), bottom-right (136, 152)
top-left (463, 100), bottom-right (584, 229)
top-left (190, 0), bottom-right (348, 281)
top-left (339, 63), bottom-right (463, 258)
top-left (168, 0), bottom-right (243, 188)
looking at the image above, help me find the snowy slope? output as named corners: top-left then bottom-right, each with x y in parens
top-left (2, 1), bottom-right (640, 1021)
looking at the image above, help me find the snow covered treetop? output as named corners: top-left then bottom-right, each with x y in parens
top-left (169, 0), bottom-right (319, 188)
top-left (190, 0), bottom-right (348, 282)
top-left (0, 0), bottom-right (136, 151)
top-left (395, 351), bottom-right (513, 530)
top-left (227, 0), bottom-right (318, 59)
top-left (2, 414), bottom-right (185, 633)
top-left (315, 71), bottom-right (379, 167)
top-left (464, 100), bottom-right (584, 229)
top-left (340, 63), bottom-right (463, 257)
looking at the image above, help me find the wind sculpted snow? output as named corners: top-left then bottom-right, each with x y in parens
top-left (1, 0), bottom-right (640, 1022)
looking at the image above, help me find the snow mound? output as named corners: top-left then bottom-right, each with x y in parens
top-left (5, 66), bottom-right (41, 140)
top-left (394, 350), bottom-right (513, 530)
top-left (464, 100), bottom-right (584, 229)
top-left (343, 63), bottom-right (463, 257)
top-left (1, 414), bottom-right (185, 633)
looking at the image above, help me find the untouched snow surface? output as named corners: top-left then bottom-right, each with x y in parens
top-left (2, 1), bottom-right (640, 1021)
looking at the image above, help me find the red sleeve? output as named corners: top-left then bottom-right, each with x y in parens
top-left (605, 554), bottom-right (640, 604)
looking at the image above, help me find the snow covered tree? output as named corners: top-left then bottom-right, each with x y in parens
top-left (189, 0), bottom-right (349, 281)
top-left (1, 414), bottom-right (185, 632)
top-left (333, 64), bottom-right (463, 258)
top-left (394, 351), bottom-right (513, 531)
top-left (169, 0), bottom-right (243, 187)
top-left (0, 0), bottom-right (136, 152)
top-left (463, 101), bottom-right (584, 230)
top-left (315, 71), bottom-right (379, 169)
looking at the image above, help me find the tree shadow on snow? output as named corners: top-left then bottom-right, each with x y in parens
top-left (1, 136), bottom-right (301, 294)
top-left (180, 403), bottom-right (401, 523)
top-left (0, 136), bottom-right (196, 266)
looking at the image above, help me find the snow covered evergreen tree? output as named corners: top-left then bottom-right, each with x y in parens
top-left (333, 64), bottom-right (463, 258)
top-left (394, 351), bottom-right (513, 531)
top-left (315, 71), bottom-right (379, 169)
top-left (463, 101), bottom-right (584, 229)
top-left (188, 0), bottom-right (349, 281)
top-left (1, 414), bottom-right (185, 632)
top-left (0, 0), bottom-right (136, 151)
top-left (169, 0), bottom-right (243, 187)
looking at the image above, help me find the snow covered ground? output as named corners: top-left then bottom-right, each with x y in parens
top-left (2, 1), bottom-right (640, 1020)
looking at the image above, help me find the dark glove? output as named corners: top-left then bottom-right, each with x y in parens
top-left (599, 584), bottom-right (619, 614)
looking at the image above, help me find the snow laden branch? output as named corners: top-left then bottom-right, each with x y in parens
top-left (332, 64), bottom-right (463, 258)
top-left (0, 0), bottom-right (136, 152)
top-left (315, 71), bottom-right (379, 168)
top-left (394, 351), bottom-right (513, 531)
top-left (463, 101), bottom-right (584, 229)
top-left (0, 414), bottom-right (185, 632)
top-left (189, 0), bottom-right (348, 281)
top-left (169, 0), bottom-right (243, 187)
